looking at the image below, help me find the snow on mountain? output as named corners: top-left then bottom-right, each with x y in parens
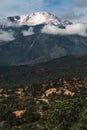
top-left (0, 12), bottom-right (72, 28)
top-left (19, 12), bottom-right (61, 26)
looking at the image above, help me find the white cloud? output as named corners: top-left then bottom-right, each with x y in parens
top-left (22, 27), bottom-right (34, 36)
top-left (41, 23), bottom-right (87, 36)
top-left (57, 0), bottom-right (87, 23)
top-left (0, 30), bottom-right (15, 42)
top-left (60, 12), bottom-right (85, 21)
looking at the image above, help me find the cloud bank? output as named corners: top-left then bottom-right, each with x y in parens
top-left (41, 23), bottom-right (87, 36)
top-left (22, 27), bottom-right (34, 36)
top-left (0, 30), bottom-right (15, 42)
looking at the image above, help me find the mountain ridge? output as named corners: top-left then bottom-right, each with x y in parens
top-left (0, 54), bottom-right (87, 87)
top-left (0, 12), bottom-right (72, 28)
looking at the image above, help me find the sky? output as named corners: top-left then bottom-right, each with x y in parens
top-left (0, 0), bottom-right (87, 23)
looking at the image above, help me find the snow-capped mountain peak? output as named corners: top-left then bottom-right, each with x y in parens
top-left (19, 12), bottom-right (61, 25)
top-left (0, 12), bottom-right (71, 28)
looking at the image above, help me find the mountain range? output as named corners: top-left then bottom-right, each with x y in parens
top-left (0, 12), bottom-right (87, 66)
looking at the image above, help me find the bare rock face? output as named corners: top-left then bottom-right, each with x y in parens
top-left (13, 110), bottom-right (26, 117)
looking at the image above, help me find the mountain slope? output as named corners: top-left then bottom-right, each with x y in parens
top-left (0, 30), bottom-right (87, 66)
top-left (0, 55), bottom-right (87, 87)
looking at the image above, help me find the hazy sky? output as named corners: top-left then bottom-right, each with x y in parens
top-left (0, 0), bottom-right (87, 22)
